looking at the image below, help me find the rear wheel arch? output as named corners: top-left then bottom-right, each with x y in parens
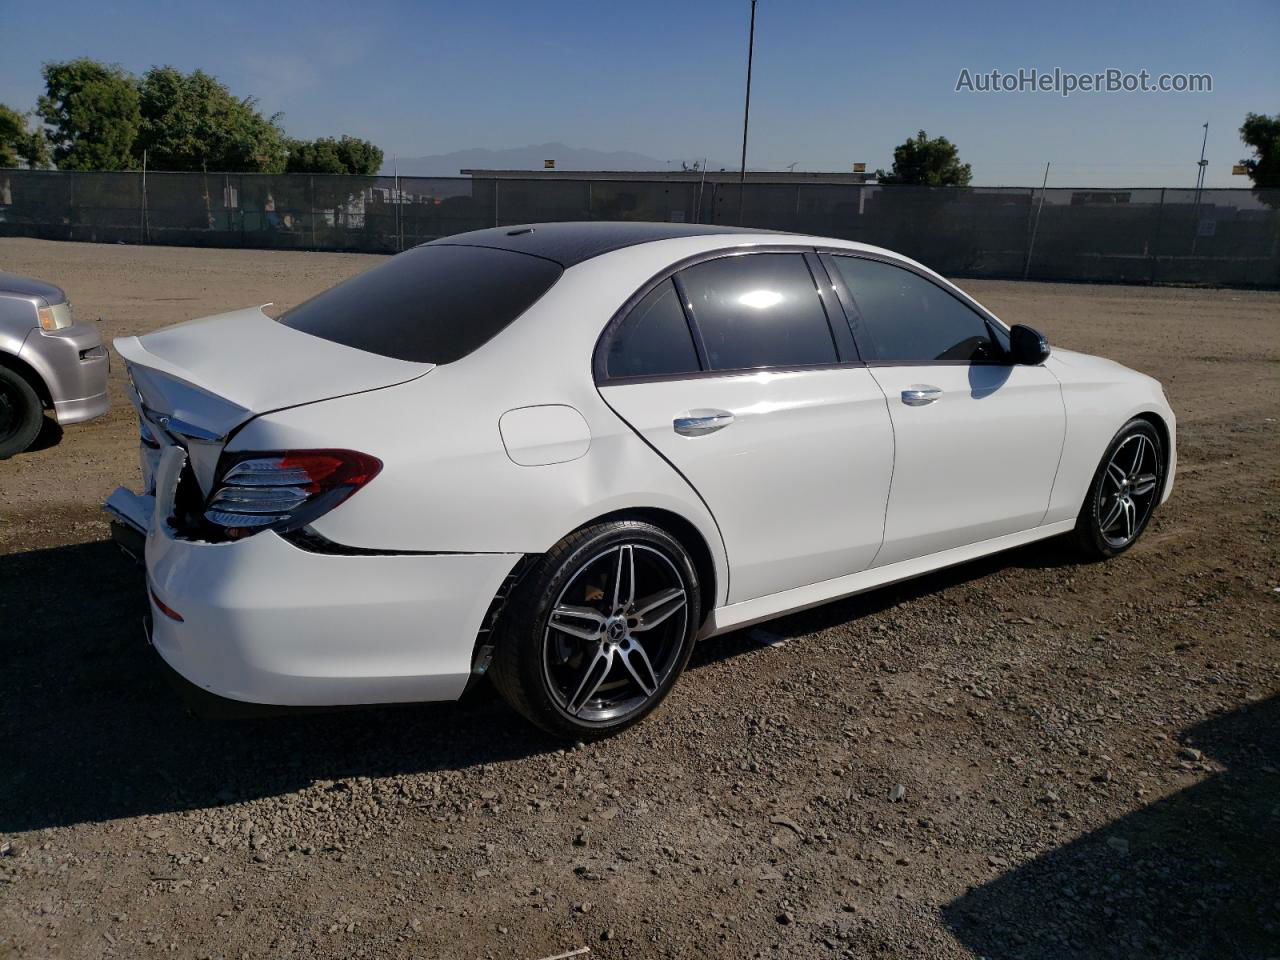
top-left (581, 507), bottom-right (719, 629)
top-left (472, 505), bottom-right (720, 675)
top-left (468, 512), bottom-right (727, 691)
top-left (488, 516), bottom-right (703, 738)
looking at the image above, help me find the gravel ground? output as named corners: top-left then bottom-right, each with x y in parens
top-left (1, 237), bottom-right (1277, 960)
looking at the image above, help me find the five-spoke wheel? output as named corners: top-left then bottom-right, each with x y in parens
top-left (1075, 418), bottom-right (1164, 559)
top-left (490, 521), bottom-right (700, 738)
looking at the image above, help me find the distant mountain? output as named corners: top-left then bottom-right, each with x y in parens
top-left (385, 142), bottom-right (707, 177)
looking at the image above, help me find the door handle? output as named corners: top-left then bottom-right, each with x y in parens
top-left (674, 410), bottom-right (735, 436)
top-left (901, 386), bottom-right (941, 406)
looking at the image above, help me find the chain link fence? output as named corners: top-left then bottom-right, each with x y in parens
top-left (1, 169), bottom-right (1277, 286)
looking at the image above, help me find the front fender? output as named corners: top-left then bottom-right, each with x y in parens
top-left (1044, 357), bottom-right (1176, 523)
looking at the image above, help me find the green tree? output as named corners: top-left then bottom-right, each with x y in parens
top-left (286, 135), bottom-right (384, 175)
top-left (876, 130), bottom-right (972, 186)
top-left (1238, 112), bottom-right (1280, 189)
top-left (0, 103), bottom-right (50, 168)
top-left (36, 59), bottom-right (140, 170)
top-left (135, 66), bottom-right (287, 172)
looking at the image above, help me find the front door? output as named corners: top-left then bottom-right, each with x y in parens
top-left (824, 253), bottom-right (1066, 568)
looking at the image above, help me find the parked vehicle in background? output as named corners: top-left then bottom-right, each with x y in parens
top-left (0, 272), bottom-right (109, 458)
top-left (105, 222), bottom-right (1176, 739)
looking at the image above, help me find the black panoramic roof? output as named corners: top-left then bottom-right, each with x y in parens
top-left (426, 221), bottom-right (781, 267)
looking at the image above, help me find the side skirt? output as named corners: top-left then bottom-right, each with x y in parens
top-left (703, 520), bottom-right (1076, 637)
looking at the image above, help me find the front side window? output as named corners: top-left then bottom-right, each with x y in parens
top-left (606, 279), bottom-right (700, 379)
top-left (279, 244), bottom-right (563, 364)
top-left (678, 254), bottom-right (837, 371)
top-left (829, 256), bottom-right (1003, 364)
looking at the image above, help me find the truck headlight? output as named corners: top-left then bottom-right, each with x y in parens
top-left (38, 301), bottom-right (73, 331)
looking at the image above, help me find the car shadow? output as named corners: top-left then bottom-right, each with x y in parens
top-left (2, 532), bottom-right (1083, 833)
top-left (0, 539), bottom-right (565, 833)
top-left (941, 693), bottom-right (1280, 959)
top-left (968, 362), bottom-right (1013, 399)
top-left (15, 415), bottom-right (64, 454)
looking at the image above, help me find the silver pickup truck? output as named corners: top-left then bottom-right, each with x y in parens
top-left (0, 272), bottom-right (109, 457)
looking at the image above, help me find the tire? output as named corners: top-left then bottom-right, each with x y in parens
top-left (490, 520), bottom-right (701, 740)
top-left (0, 366), bottom-right (44, 460)
top-left (1073, 418), bottom-right (1164, 560)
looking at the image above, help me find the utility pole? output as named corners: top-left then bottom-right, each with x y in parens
top-left (1191, 121), bottom-right (1209, 254)
top-left (736, 0), bottom-right (757, 227)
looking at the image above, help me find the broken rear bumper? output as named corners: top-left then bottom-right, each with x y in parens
top-left (105, 486), bottom-right (153, 561)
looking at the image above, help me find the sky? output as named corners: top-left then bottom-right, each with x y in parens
top-left (1, 0), bottom-right (1276, 187)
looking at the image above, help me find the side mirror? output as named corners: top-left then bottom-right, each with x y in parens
top-left (1009, 323), bottom-right (1050, 365)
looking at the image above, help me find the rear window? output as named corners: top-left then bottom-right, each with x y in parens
top-left (606, 279), bottom-right (701, 379)
top-left (278, 244), bottom-right (563, 364)
top-left (677, 253), bottom-right (837, 371)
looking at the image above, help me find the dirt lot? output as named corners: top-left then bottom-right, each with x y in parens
top-left (1, 237), bottom-right (1277, 960)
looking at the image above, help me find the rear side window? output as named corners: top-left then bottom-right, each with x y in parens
top-left (606, 280), bottom-right (700, 379)
top-left (829, 256), bottom-right (1001, 364)
top-left (278, 244), bottom-right (563, 364)
top-left (678, 254), bottom-right (837, 371)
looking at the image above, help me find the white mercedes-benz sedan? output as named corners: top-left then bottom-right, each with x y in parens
top-left (106, 222), bottom-right (1175, 738)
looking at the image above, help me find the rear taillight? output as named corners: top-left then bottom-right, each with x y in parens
top-left (204, 449), bottom-right (382, 540)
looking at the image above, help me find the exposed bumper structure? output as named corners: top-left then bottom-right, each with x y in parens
top-left (105, 485), bottom-right (153, 536)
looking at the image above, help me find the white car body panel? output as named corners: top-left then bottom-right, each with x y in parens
top-left (104, 226), bottom-right (1176, 710)
top-left (147, 521), bottom-right (519, 705)
top-left (710, 518), bottom-right (1078, 635)
top-left (1043, 348), bottom-right (1177, 520)
top-left (116, 306), bottom-right (432, 493)
top-left (867, 362), bottom-right (1066, 567)
top-left (499, 404), bottom-right (592, 466)
top-left (117, 306), bottom-right (431, 424)
top-left (601, 367), bottom-right (894, 603)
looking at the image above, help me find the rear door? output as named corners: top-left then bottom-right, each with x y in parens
top-left (824, 253), bottom-right (1065, 567)
top-left (598, 251), bottom-right (894, 604)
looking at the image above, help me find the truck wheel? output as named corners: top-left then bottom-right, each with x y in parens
top-left (0, 366), bottom-right (44, 459)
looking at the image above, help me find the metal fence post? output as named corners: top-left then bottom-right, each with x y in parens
top-left (1148, 188), bottom-right (1166, 285)
top-left (139, 161), bottom-right (147, 244)
top-left (1023, 163), bottom-right (1050, 280)
top-left (394, 171), bottom-right (402, 253)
